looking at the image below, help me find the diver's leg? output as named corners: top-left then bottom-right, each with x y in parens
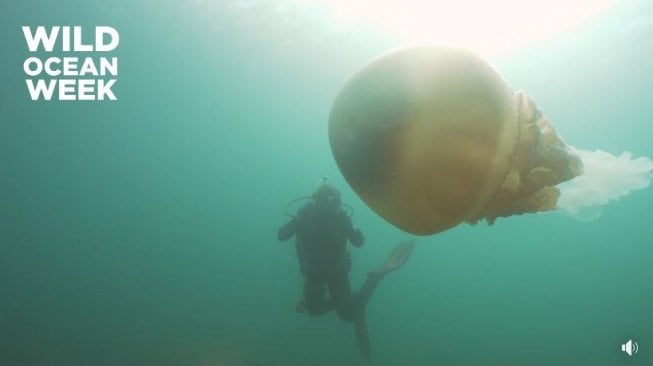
top-left (321, 267), bottom-right (384, 321)
top-left (356, 239), bottom-right (416, 307)
top-left (353, 315), bottom-right (371, 358)
top-left (303, 274), bottom-right (334, 317)
top-left (328, 271), bottom-right (357, 322)
top-left (350, 241), bottom-right (416, 358)
top-left (328, 272), bottom-right (372, 358)
top-left (353, 272), bottom-right (385, 309)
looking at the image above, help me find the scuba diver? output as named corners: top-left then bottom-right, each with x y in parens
top-left (278, 179), bottom-right (415, 358)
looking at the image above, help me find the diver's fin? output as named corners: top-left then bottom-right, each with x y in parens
top-left (371, 239), bottom-right (416, 276)
top-left (353, 315), bottom-right (371, 358)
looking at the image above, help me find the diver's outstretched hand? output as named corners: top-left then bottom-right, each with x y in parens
top-left (370, 239), bottom-right (416, 277)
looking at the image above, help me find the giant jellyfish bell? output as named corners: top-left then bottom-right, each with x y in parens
top-left (329, 46), bottom-right (583, 235)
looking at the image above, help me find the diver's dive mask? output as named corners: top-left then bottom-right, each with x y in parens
top-left (312, 184), bottom-right (342, 210)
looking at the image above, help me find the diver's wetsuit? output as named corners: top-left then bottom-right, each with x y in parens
top-left (278, 202), bottom-right (381, 324)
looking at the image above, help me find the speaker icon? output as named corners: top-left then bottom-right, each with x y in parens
top-left (621, 339), bottom-right (638, 356)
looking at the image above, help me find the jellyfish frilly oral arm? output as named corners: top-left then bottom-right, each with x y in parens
top-left (467, 91), bottom-right (584, 225)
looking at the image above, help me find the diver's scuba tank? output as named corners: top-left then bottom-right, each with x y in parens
top-left (311, 176), bottom-right (329, 196)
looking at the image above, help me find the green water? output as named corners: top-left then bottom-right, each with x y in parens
top-left (1, 1), bottom-right (651, 365)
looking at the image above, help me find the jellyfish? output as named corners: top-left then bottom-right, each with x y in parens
top-left (328, 46), bottom-right (587, 235)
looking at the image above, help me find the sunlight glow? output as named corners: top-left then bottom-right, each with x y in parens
top-left (297, 0), bottom-right (617, 55)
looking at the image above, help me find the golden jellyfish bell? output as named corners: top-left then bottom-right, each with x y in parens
top-left (329, 47), bottom-right (583, 235)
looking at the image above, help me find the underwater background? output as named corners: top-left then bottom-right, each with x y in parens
top-left (1, 1), bottom-right (652, 365)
